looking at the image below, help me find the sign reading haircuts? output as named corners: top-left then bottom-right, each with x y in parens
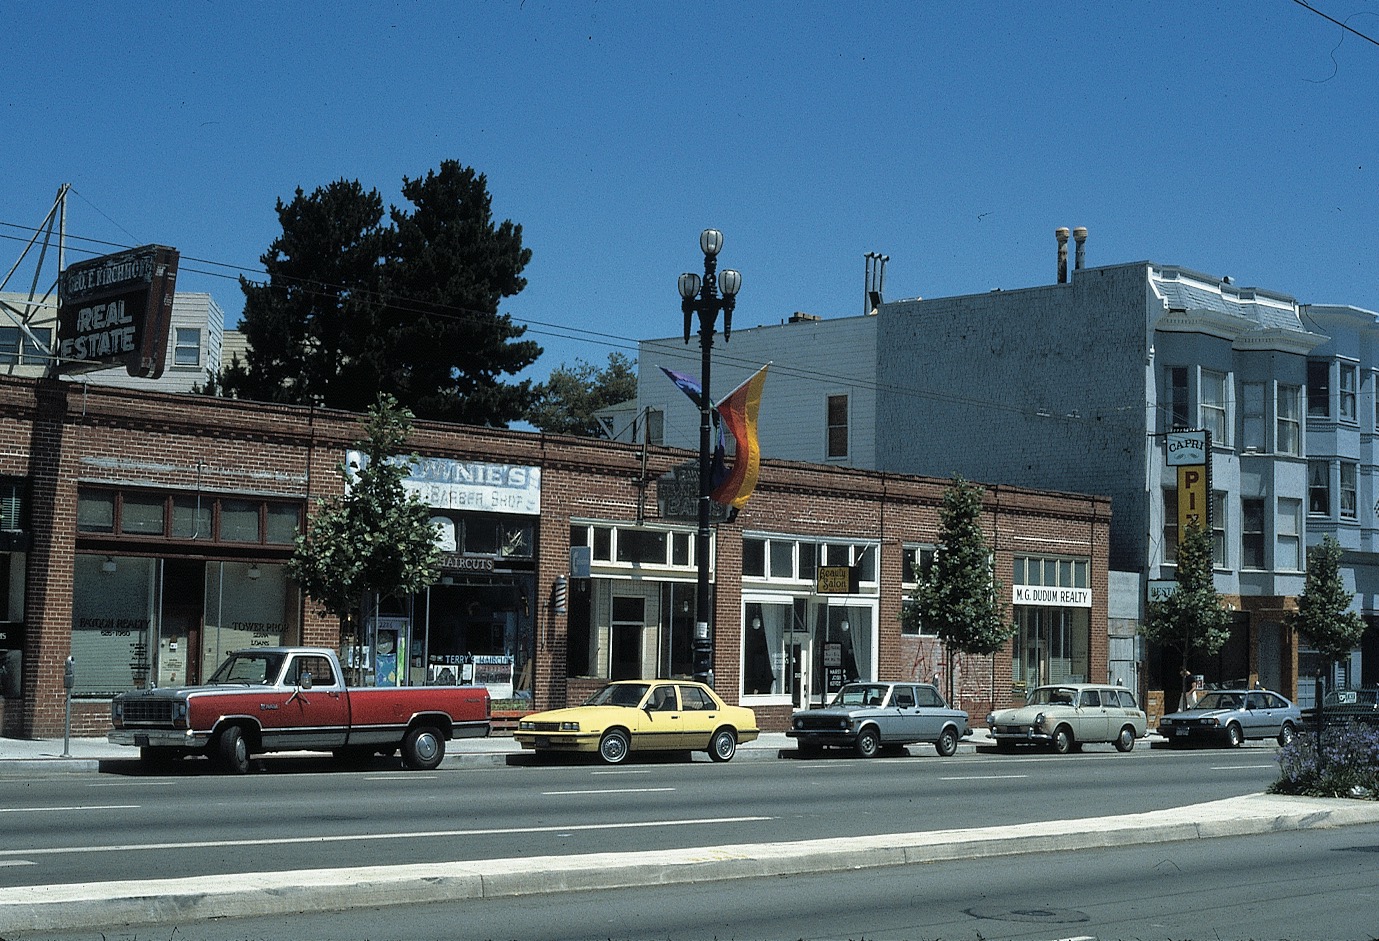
top-left (57, 245), bottom-right (179, 378)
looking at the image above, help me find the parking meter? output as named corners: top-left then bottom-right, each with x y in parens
top-left (64, 656), bottom-right (75, 690)
top-left (62, 656), bottom-right (75, 757)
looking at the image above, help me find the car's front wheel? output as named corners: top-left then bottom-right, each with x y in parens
top-left (854, 726), bottom-right (881, 758)
top-left (709, 727), bottom-right (737, 762)
top-left (599, 728), bottom-right (631, 764)
top-left (1278, 722), bottom-right (1296, 747)
top-left (935, 727), bottom-right (959, 757)
top-left (1114, 725), bottom-right (1136, 752)
top-left (1226, 723), bottom-right (1244, 748)
top-left (1051, 726), bottom-right (1074, 755)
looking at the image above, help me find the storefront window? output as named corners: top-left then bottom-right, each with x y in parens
top-left (77, 491), bottom-right (114, 533)
top-left (266, 504), bottom-right (300, 544)
top-left (741, 596), bottom-right (877, 704)
top-left (70, 554), bottom-right (157, 697)
top-left (201, 561), bottom-right (297, 671)
top-left (1011, 554), bottom-right (1092, 689)
top-left (221, 499), bottom-right (261, 542)
top-left (120, 493), bottom-right (166, 535)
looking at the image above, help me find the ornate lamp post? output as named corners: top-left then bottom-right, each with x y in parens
top-left (678, 228), bottom-right (742, 687)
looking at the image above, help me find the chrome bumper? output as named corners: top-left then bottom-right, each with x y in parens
top-left (108, 729), bottom-right (210, 749)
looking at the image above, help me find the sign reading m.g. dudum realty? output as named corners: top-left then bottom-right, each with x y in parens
top-left (57, 245), bottom-right (179, 378)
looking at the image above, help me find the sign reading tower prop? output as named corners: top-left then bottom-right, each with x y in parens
top-left (57, 244), bottom-right (180, 378)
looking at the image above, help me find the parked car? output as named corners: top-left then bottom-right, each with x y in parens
top-left (1157, 688), bottom-right (1302, 747)
top-left (108, 647), bottom-right (491, 773)
top-left (1302, 688), bottom-right (1379, 728)
top-left (514, 680), bottom-right (759, 764)
top-left (986, 683), bottom-right (1147, 754)
top-left (787, 681), bottom-right (970, 758)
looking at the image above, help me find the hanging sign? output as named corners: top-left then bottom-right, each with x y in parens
top-left (57, 244), bottom-right (179, 378)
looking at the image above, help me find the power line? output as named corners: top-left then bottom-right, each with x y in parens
top-left (1290, 0), bottom-right (1379, 47)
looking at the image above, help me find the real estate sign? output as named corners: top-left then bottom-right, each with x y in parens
top-left (56, 245), bottom-right (179, 378)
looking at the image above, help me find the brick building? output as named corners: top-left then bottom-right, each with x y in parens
top-left (0, 374), bottom-right (1109, 739)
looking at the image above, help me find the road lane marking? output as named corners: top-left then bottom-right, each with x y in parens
top-left (363, 775), bottom-right (439, 781)
top-left (939, 775), bottom-right (1028, 781)
top-left (0, 815), bottom-right (774, 858)
top-left (591, 769), bottom-right (654, 775)
top-left (1211, 764), bottom-right (1276, 771)
top-left (542, 787), bottom-right (676, 795)
top-left (0, 805), bottom-right (139, 814)
top-left (0, 861), bottom-right (35, 867)
top-left (87, 780), bottom-right (180, 788)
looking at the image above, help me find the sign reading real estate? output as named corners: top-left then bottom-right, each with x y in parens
top-left (56, 244), bottom-right (179, 378)
top-left (1011, 585), bottom-right (1092, 607)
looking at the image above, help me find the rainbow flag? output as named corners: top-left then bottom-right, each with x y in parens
top-left (711, 364), bottom-right (769, 509)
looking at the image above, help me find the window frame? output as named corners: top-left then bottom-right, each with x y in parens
top-left (825, 394), bottom-right (849, 460)
top-left (1241, 497), bottom-right (1266, 571)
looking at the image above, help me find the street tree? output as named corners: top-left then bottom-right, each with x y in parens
top-left (903, 476), bottom-right (1016, 699)
top-left (290, 394), bottom-right (441, 678)
top-left (1290, 533), bottom-right (1365, 686)
top-left (224, 161), bottom-right (540, 426)
top-left (1141, 522), bottom-right (1231, 698)
top-left (525, 352), bottom-right (639, 437)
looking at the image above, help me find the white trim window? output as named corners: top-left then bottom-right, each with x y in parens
top-left (1277, 384), bottom-right (1301, 456)
top-left (1201, 370), bottom-right (1228, 446)
top-left (174, 327), bottom-right (201, 367)
top-left (1340, 362), bottom-right (1358, 423)
top-left (1277, 498), bottom-right (1303, 572)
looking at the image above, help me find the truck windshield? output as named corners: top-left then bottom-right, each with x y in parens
top-left (208, 653), bottom-right (284, 685)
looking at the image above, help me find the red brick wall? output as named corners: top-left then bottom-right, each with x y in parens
top-left (0, 375), bottom-right (1111, 737)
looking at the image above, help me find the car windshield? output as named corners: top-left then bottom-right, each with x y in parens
top-left (1195, 691), bottom-right (1244, 710)
top-left (1027, 687), bottom-right (1077, 706)
top-left (831, 684), bottom-right (890, 707)
top-left (207, 652), bottom-right (283, 685)
top-left (584, 683), bottom-right (650, 707)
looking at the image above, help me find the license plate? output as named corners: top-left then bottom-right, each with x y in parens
top-left (135, 734), bottom-right (150, 746)
top-left (1175, 728), bottom-right (1189, 736)
top-left (535, 736), bottom-right (551, 747)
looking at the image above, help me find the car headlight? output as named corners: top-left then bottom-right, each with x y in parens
top-left (519, 721), bottom-right (535, 731)
top-left (560, 721), bottom-right (580, 732)
top-left (985, 713), bottom-right (996, 727)
top-left (1035, 712), bottom-right (1048, 730)
top-left (112, 701), bottom-right (124, 721)
top-left (1204, 717), bottom-right (1219, 727)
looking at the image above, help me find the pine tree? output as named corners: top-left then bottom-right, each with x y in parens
top-left (1291, 534), bottom-right (1365, 673)
top-left (904, 477), bottom-right (1016, 670)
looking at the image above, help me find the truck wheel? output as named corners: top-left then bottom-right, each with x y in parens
top-left (709, 727), bottom-right (737, 762)
top-left (935, 727), bottom-right (959, 757)
top-left (215, 726), bottom-right (251, 774)
top-left (598, 729), bottom-right (631, 764)
top-left (402, 726), bottom-right (445, 771)
top-left (855, 726), bottom-right (881, 758)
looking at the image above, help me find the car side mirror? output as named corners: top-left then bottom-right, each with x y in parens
top-left (300, 672), bottom-right (313, 690)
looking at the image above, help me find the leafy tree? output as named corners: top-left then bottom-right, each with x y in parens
top-left (1141, 522), bottom-right (1231, 694)
top-left (1291, 534), bottom-right (1365, 676)
top-left (526, 352), bottom-right (639, 437)
top-left (903, 477), bottom-right (1016, 697)
top-left (224, 161), bottom-right (540, 426)
top-left (290, 394), bottom-right (441, 679)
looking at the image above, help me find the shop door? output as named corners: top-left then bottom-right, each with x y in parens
top-left (161, 560), bottom-right (205, 686)
top-left (789, 640), bottom-right (811, 708)
top-left (610, 596), bottom-right (645, 680)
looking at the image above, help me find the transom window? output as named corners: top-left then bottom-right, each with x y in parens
top-left (571, 523), bottom-right (694, 570)
top-left (77, 487), bottom-right (301, 546)
top-left (743, 535), bottom-right (877, 587)
top-left (1013, 555), bottom-right (1089, 588)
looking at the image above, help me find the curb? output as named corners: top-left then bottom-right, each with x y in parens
top-left (1, 794), bottom-right (1376, 933)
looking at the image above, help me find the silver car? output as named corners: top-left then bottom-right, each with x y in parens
top-left (986, 683), bottom-right (1147, 754)
top-left (1158, 688), bottom-right (1302, 747)
top-left (788, 682), bottom-right (970, 758)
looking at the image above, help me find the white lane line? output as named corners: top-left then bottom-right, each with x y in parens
top-left (938, 775), bottom-right (1029, 781)
top-left (591, 769), bottom-right (654, 775)
top-left (0, 805), bottom-right (139, 814)
top-left (1211, 764), bottom-right (1276, 771)
top-left (0, 815), bottom-right (774, 858)
top-left (363, 775), bottom-right (439, 781)
top-left (542, 787), bottom-right (676, 796)
top-left (87, 780), bottom-right (180, 788)
top-left (0, 860), bottom-right (35, 867)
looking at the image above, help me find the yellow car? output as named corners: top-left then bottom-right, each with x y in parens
top-left (515, 680), bottom-right (760, 764)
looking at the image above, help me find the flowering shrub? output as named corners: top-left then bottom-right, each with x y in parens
top-left (1271, 722), bottom-right (1379, 799)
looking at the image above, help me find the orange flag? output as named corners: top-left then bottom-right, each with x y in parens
top-left (711, 364), bottom-right (769, 509)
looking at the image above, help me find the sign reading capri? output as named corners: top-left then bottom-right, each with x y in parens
top-left (57, 245), bottom-right (180, 378)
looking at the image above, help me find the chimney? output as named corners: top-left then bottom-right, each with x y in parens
top-left (1056, 227), bottom-right (1070, 284)
top-left (1073, 226), bottom-right (1087, 272)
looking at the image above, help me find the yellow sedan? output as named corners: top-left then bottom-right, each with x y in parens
top-left (515, 680), bottom-right (760, 764)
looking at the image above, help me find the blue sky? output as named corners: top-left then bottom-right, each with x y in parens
top-left (4, 1), bottom-right (1377, 385)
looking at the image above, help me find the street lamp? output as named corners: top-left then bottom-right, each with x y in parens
top-left (679, 228), bottom-right (742, 687)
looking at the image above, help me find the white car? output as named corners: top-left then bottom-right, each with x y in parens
top-left (986, 684), bottom-right (1147, 754)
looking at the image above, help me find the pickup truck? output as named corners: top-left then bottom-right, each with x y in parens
top-left (108, 646), bottom-right (491, 773)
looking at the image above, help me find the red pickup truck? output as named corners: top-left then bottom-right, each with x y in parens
top-left (108, 646), bottom-right (491, 773)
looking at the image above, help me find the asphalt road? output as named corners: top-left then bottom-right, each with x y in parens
top-left (19, 822), bottom-right (1379, 941)
top-left (0, 742), bottom-right (1283, 889)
